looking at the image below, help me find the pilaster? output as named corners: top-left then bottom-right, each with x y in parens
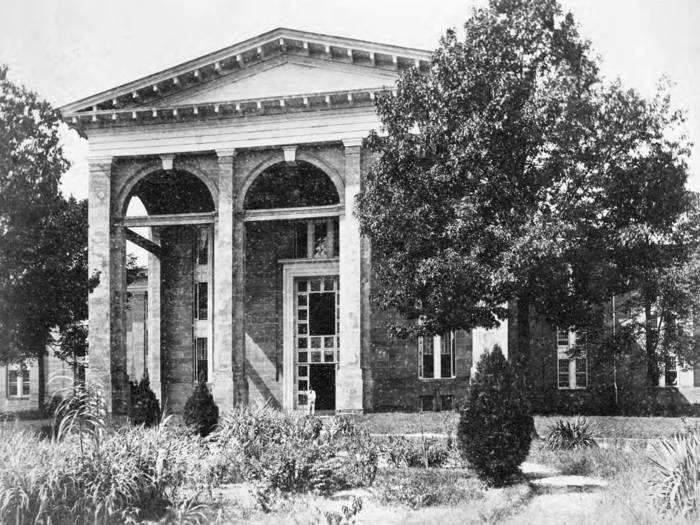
top-left (87, 155), bottom-right (127, 414)
top-left (337, 138), bottom-right (364, 413)
top-left (213, 149), bottom-right (236, 411)
top-left (147, 228), bottom-right (162, 401)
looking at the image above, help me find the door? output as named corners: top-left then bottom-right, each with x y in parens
top-left (309, 364), bottom-right (336, 410)
top-left (294, 276), bottom-right (339, 410)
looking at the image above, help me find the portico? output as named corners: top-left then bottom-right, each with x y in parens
top-left (64, 28), bottom-right (432, 414)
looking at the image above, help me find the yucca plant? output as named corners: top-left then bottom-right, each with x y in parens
top-left (648, 430), bottom-right (700, 518)
top-left (545, 417), bottom-right (597, 450)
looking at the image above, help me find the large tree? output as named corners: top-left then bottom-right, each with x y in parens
top-left (357, 0), bottom-right (693, 381)
top-left (0, 64), bottom-right (93, 409)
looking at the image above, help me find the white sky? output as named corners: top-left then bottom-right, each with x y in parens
top-left (1, 0), bottom-right (699, 200)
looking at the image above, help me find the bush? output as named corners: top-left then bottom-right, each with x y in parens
top-left (546, 417), bottom-right (597, 450)
top-left (380, 435), bottom-right (451, 468)
top-left (377, 468), bottom-right (484, 509)
top-left (183, 381), bottom-right (219, 437)
top-left (129, 375), bottom-right (161, 427)
top-left (648, 429), bottom-right (700, 518)
top-left (457, 345), bottom-right (533, 486)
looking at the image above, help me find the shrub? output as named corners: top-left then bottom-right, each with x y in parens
top-left (545, 417), bottom-right (597, 450)
top-left (457, 345), bottom-right (533, 486)
top-left (380, 435), bottom-right (450, 468)
top-left (648, 429), bottom-right (700, 517)
top-left (183, 381), bottom-right (219, 437)
top-left (129, 375), bottom-right (161, 427)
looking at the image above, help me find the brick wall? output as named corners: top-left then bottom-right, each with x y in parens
top-left (244, 220), bottom-right (296, 407)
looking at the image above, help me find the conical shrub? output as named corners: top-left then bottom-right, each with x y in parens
top-left (458, 345), bottom-right (533, 486)
top-left (129, 375), bottom-right (161, 427)
top-left (183, 381), bottom-right (219, 437)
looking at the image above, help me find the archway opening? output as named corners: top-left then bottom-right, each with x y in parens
top-left (244, 161), bottom-right (339, 210)
top-left (127, 169), bottom-right (215, 215)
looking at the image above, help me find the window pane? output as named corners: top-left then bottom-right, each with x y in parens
top-left (195, 338), bottom-right (208, 382)
top-left (558, 359), bottom-right (570, 388)
top-left (420, 395), bottom-right (434, 411)
top-left (440, 395), bottom-right (454, 411)
top-left (333, 217), bottom-right (340, 257)
top-left (309, 293), bottom-right (335, 335)
top-left (295, 223), bottom-right (308, 258)
top-left (440, 354), bottom-right (453, 378)
top-left (196, 282), bottom-right (208, 320)
top-left (313, 221), bottom-right (328, 258)
top-left (423, 353), bottom-right (434, 378)
top-left (556, 328), bottom-right (569, 347)
top-left (196, 228), bottom-right (209, 265)
top-left (7, 370), bottom-right (17, 396)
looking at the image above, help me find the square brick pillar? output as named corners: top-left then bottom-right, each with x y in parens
top-left (212, 149), bottom-right (236, 412)
top-left (147, 228), bottom-right (162, 401)
top-left (87, 156), bottom-right (128, 415)
top-left (337, 139), bottom-right (364, 413)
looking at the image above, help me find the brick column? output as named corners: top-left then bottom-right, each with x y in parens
top-left (147, 228), bottom-right (162, 401)
top-left (87, 156), bottom-right (127, 415)
top-left (213, 149), bottom-right (236, 411)
top-left (337, 139), bottom-right (364, 413)
top-left (232, 208), bottom-right (248, 405)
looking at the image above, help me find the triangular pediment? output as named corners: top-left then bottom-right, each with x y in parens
top-left (61, 27), bottom-right (431, 123)
top-left (152, 59), bottom-right (397, 107)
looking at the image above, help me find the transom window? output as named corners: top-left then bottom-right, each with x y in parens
top-left (557, 328), bottom-right (587, 389)
top-left (7, 364), bottom-right (29, 398)
top-left (295, 277), bottom-right (339, 405)
top-left (294, 218), bottom-right (339, 259)
top-left (419, 332), bottom-right (456, 379)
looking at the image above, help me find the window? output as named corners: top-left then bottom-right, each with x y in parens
top-left (420, 395), bottom-right (434, 411)
top-left (7, 364), bottom-right (29, 397)
top-left (440, 395), bottom-right (454, 411)
top-left (419, 332), bottom-right (456, 379)
top-left (196, 282), bottom-right (208, 320)
top-left (194, 338), bottom-right (208, 382)
top-left (664, 356), bottom-right (678, 387)
top-left (196, 228), bottom-right (209, 266)
top-left (294, 218), bottom-right (339, 259)
top-left (556, 328), bottom-right (587, 389)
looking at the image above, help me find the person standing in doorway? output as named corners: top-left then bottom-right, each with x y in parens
top-left (308, 388), bottom-right (317, 415)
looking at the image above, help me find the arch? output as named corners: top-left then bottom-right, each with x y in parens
top-left (237, 152), bottom-right (345, 212)
top-left (117, 160), bottom-right (219, 217)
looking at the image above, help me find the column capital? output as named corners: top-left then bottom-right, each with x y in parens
top-left (342, 138), bottom-right (363, 149)
top-left (215, 148), bottom-right (237, 158)
top-left (87, 154), bottom-right (114, 166)
top-left (159, 153), bottom-right (174, 171)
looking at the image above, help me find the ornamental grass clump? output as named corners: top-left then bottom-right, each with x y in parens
top-left (0, 383), bottom-right (213, 524)
top-left (648, 429), bottom-right (700, 518)
top-left (546, 417), bottom-right (597, 450)
top-left (457, 345), bottom-right (533, 486)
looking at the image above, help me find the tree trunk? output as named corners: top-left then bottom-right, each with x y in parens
top-left (516, 295), bottom-right (531, 371)
top-left (645, 298), bottom-right (659, 386)
top-left (37, 347), bottom-right (46, 414)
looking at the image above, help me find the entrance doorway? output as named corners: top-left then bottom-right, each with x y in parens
top-left (309, 364), bottom-right (336, 410)
top-left (294, 276), bottom-right (339, 411)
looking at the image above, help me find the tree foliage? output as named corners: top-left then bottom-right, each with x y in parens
top-left (357, 0), bottom-right (693, 374)
top-left (0, 64), bottom-right (95, 407)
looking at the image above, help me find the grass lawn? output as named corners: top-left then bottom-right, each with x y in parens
top-left (357, 411), bottom-right (700, 438)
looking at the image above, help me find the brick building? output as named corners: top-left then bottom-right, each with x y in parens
top-left (62, 28), bottom-right (700, 415)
